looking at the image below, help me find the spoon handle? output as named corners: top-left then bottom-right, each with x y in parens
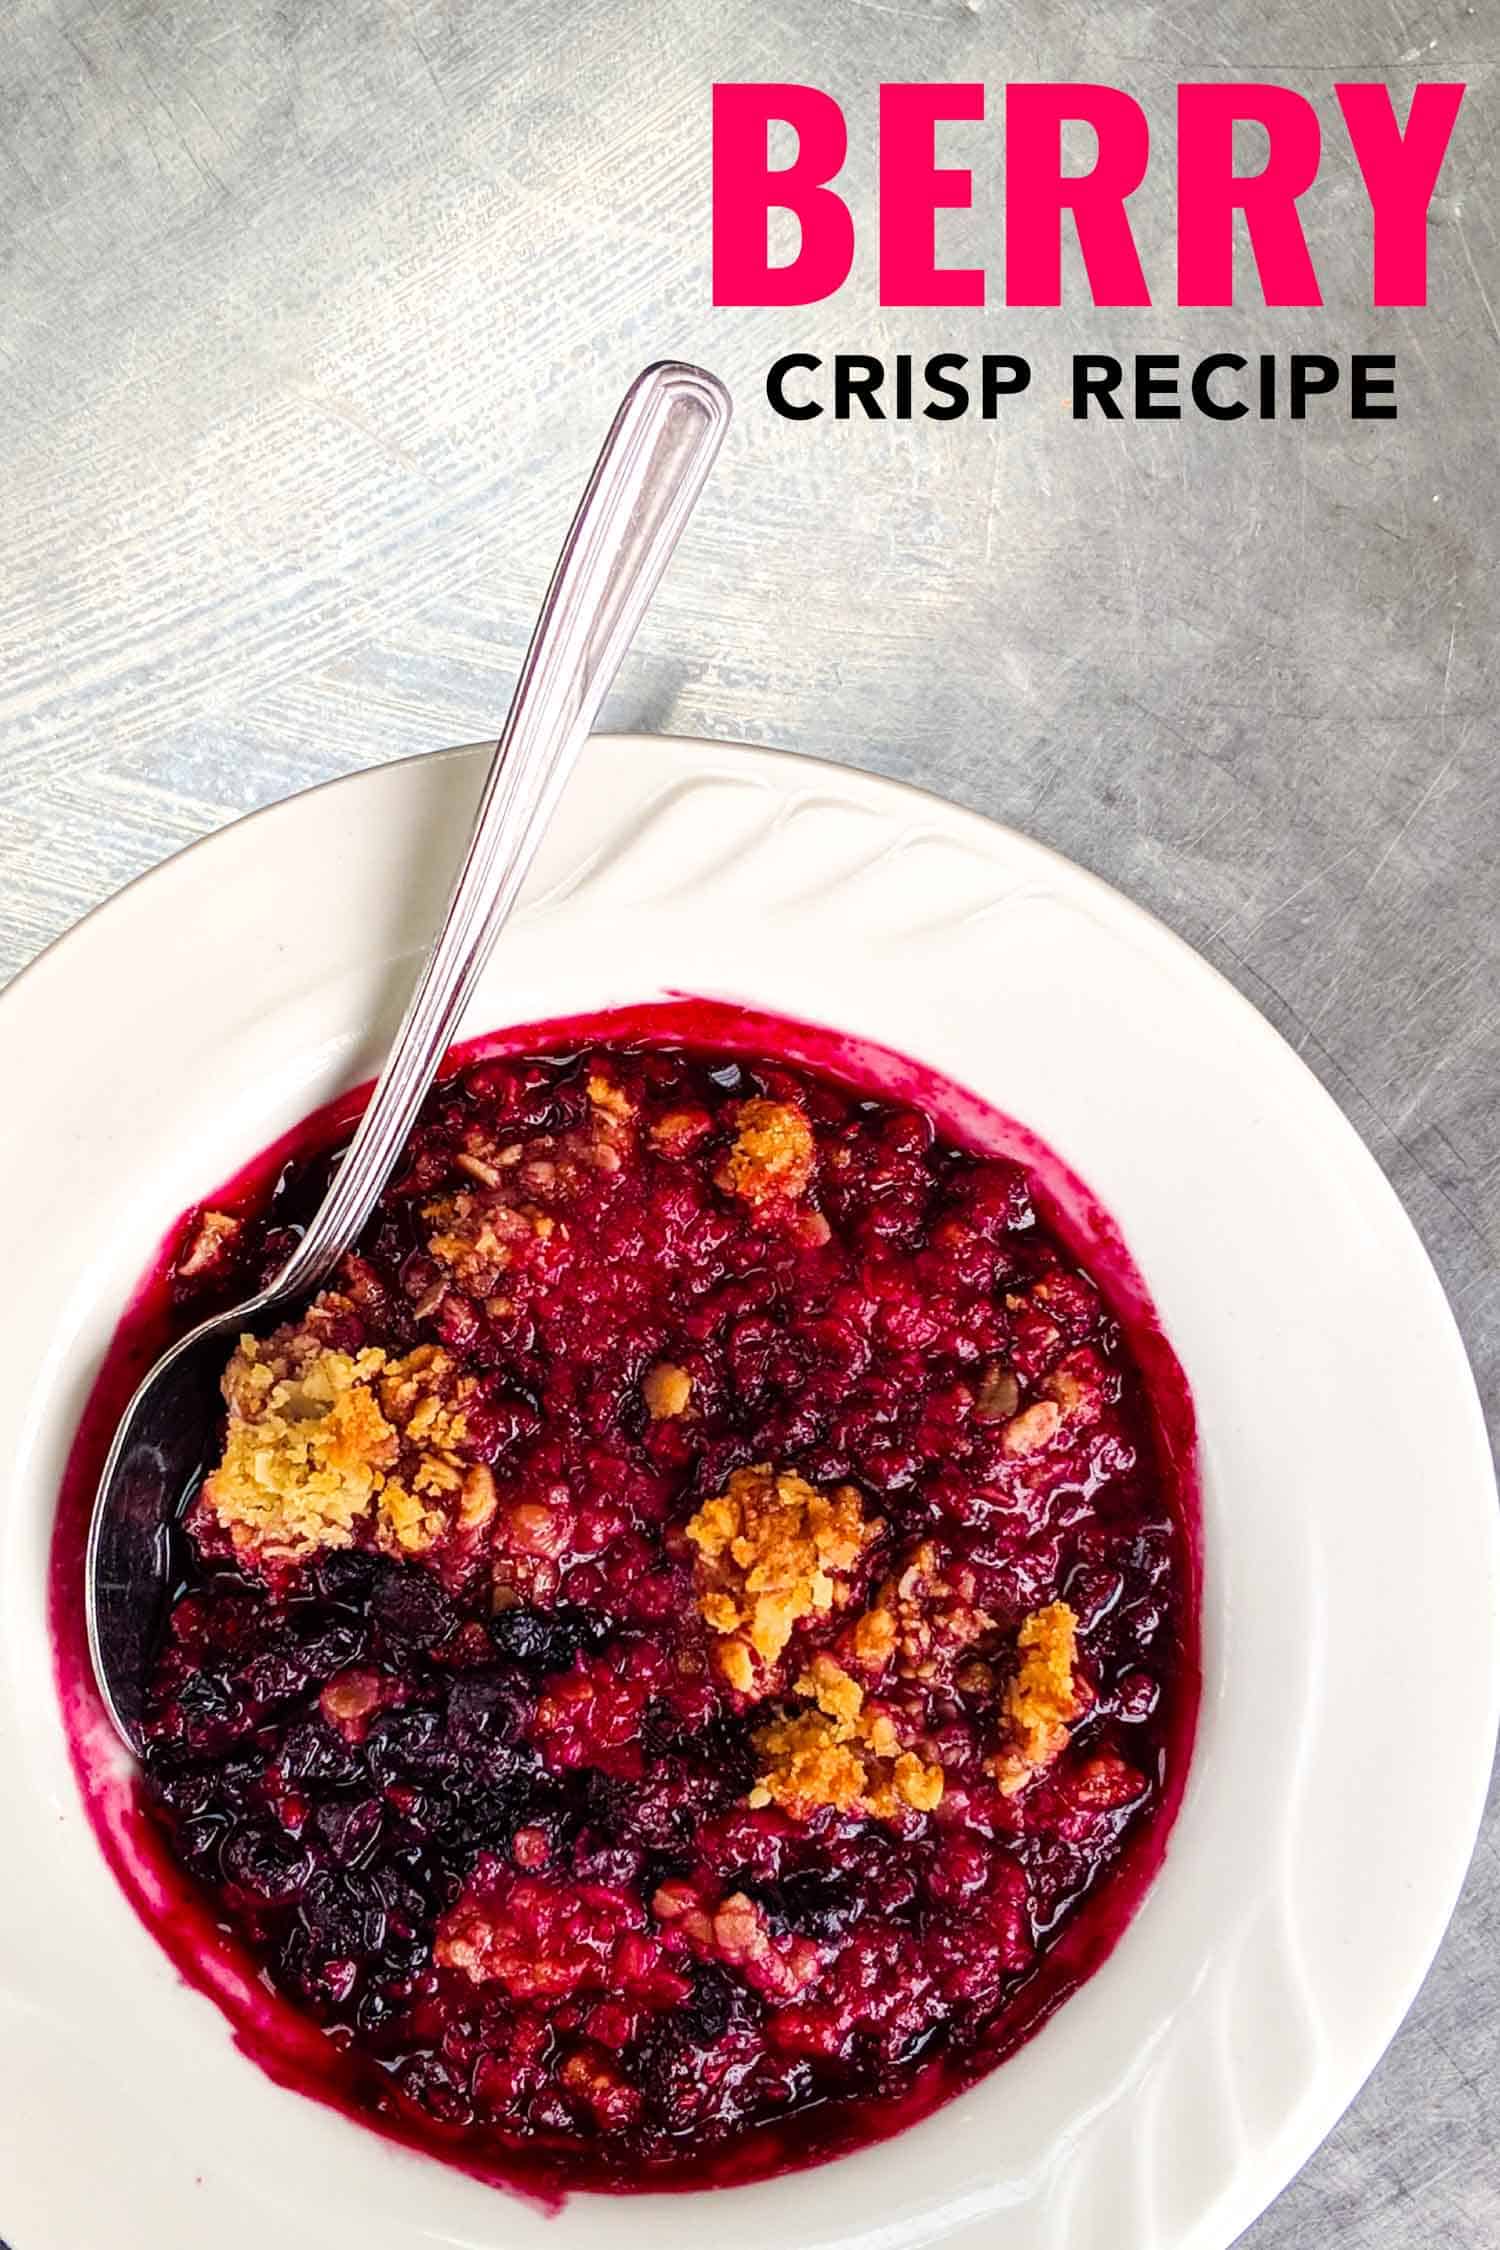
top-left (271, 361), bottom-right (732, 1298)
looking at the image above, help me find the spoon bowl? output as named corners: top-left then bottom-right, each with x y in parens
top-left (87, 1304), bottom-right (273, 1748)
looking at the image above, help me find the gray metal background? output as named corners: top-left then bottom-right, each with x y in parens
top-left (1, 1), bottom-right (1496, 2243)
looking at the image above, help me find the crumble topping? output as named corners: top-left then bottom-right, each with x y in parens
top-left (649, 1105), bottom-right (712, 1156)
top-left (642, 1360), bottom-right (692, 1419)
top-left (750, 1708), bottom-right (867, 1814)
top-left (424, 1193), bottom-right (554, 1297)
top-left (1000, 1399), bottom-right (1063, 1456)
top-left (174, 1207), bottom-right (243, 1282)
top-left (1041, 1346), bottom-right (1109, 1426)
top-left (997, 1349), bottom-right (1111, 1458)
top-left (749, 1651), bottom-right (944, 1819)
top-left (800, 1646), bottom-right (865, 1728)
top-left (420, 1076), bottom-right (643, 1298)
top-left (850, 1602), bottom-right (900, 1669)
top-left (992, 1600), bottom-right (1083, 1795)
top-left (434, 1862), bottom-right (675, 2005)
top-left (319, 1665), bottom-right (403, 1741)
top-left (850, 1540), bottom-right (993, 1687)
top-left (685, 1463), bottom-right (876, 1694)
top-left (972, 1361), bottom-right (1021, 1422)
top-left (197, 1302), bottom-right (488, 1572)
top-left (202, 1331), bottom-right (398, 1565)
top-left (586, 1071), bottom-right (635, 1122)
top-left (652, 1881), bottom-right (821, 1999)
top-left (715, 1098), bottom-right (816, 1206)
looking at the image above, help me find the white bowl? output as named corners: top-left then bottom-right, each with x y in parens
top-left (0, 735), bottom-right (1494, 2250)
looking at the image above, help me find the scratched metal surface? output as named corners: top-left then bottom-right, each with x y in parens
top-left (0, 0), bottom-right (1496, 2243)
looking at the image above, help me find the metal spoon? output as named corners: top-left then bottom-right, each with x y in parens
top-left (86, 360), bottom-right (732, 1752)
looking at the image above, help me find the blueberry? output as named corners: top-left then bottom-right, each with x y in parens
top-left (398, 2053), bottom-right (473, 2126)
top-left (291, 1618), bottom-right (368, 1678)
top-left (356, 1986), bottom-right (401, 2035)
top-left (239, 1649), bottom-right (311, 1707)
top-left (377, 1932), bottom-right (433, 1982)
top-left (173, 1669), bottom-right (249, 1750)
top-left (370, 1569), bottom-right (458, 1647)
top-left (750, 1867), bottom-right (863, 1939)
top-left (444, 1673), bottom-right (527, 1751)
top-left (147, 1760), bottom-right (217, 1817)
top-left (677, 1963), bottom-right (740, 2047)
top-left (221, 1824), bottom-right (313, 1905)
top-left (277, 1720), bottom-right (364, 1788)
top-left (211, 1750), bottom-right (266, 1807)
top-left (300, 1869), bottom-right (387, 1956)
top-left (307, 1550), bottom-right (383, 1606)
top-left (174, 1812), bottom-right (231, 1867)
top-left (371, 1862), bottom-right (429, 1932)
top-left (364, 1707), bottom-right (449, 1787)
top-left (487, 1604), bottom-right (607, 1673)
top-left (313, 1796), bottom-right (384, 1867)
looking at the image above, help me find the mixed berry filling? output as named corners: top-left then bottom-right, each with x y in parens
top-left (83, 1024), bottom-right (1197, 2190)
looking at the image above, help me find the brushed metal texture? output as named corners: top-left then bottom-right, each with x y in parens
top-left (0, 4), bottom-right (1494, 2244)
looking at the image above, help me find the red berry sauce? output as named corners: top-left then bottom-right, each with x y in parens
top-left (51, 1000), bottom-right (1198, 2200)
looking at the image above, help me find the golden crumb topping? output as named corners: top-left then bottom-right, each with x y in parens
top-left (800, 1647), bottom-right (865, 1729)
top-left (649, 1106), bottom-right (712, 1156)
top-left (174, 1207), bottom-right (242, 1281)
top-left (424, 1193), bottom-right (550, 1297)
top-left (851, 1603), bottom-right (899, 1669)
top-left (851, 1540), bottom-right (993, 1686)
top-left (750, 1708), bottom-right (869, 1814)
top-left (1041, 1348), bottom-right (1107, 1425)
top-left (972, 1361), bottom-right (1021, 1423)
top-left (420, 1088), bottom-right (643, 1294)
top-left (199, 1304), bottom-right (486, 1572)
top-left (1000, 1399), bottom-right (1063, 1456)
top-left (586, 1072), bottom-right (635, 1122)
top-left (685, 1464), bottom-right (875, 1693)
top-left (749, 1652), bottom-right (944, 1819)
top-left (992, 1601), bottom-right (1082, 1795)
top-left (202, 1337), bottom-right (398, 1565)
top-left (715, 1099), bottom-right (816, 1206)
top-left (642, 1361), bottom-right (692, 1419)
top-left (880, 1751), bottom-right (946, 1815)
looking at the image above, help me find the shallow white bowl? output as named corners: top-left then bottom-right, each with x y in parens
top-left (0, 735), bottom-right (1495, 2250)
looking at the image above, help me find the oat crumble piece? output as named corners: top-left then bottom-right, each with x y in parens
top-left (851, 1603), bottom-right (899, 1669)
top-left (453, 1150), bottom-right (502, 1189)
top-left (714, 1098), bottom-right (816, 1207)
top-left (642, 1361), bottom-right (692, 1419)
top-left (653, 1884), bottom-right (821, 2000)
top-left (800, 1647), bottom-right (864, 1728)
top-left (849, 1540), bottom-right (993, 1687)
top-left (586, 1072), bottom-right (636, 1122)
top-left (423, 1089), bottom-right (634, 1289)
top-left (749, 1651), bottom-right (945, 1818)
top-left (424, 1192), bottom-right (550, 1297)
top-left (458, 1461), bottom-right (499, 1530)
top-left (1000, 1398), bottom-right (1063, 1456)
top-left (1040, 1346), bottom-right (1108, 1426)
top-left (174, 1207), bottom-right (243, 1282)
top-left (434, 1881), bottom-right (587, 1998)
top-left (972, 1361), bottom-right (1021, 1423)
top-left (197, 1304), bottom-right (488, 1573)
top-left (201, 1331), bottom-right (399, 1565)
top-left (649, 1105), bottom-right (712, 1157)
top-left (992, 1600), bottom-right (1082, 1795)
top-left (749, 1708), bottom-right (869, 1814)
top-left (685, 1464), bottom-right (875, 1693)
